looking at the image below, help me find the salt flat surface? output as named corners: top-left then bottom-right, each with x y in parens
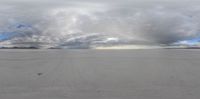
top-left (0, 49), bottom-right (200, 99)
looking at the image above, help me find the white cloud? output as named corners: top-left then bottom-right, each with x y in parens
top-left (0, 0), bottom-right (200, 48)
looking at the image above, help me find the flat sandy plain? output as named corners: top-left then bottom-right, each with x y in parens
top-left (0, 49), bottom-right (200, 99)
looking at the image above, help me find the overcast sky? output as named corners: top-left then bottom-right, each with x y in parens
top-left (0, 0), bottom-right (200, 48)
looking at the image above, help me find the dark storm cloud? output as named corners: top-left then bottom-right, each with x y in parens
top-left (0, 0), bottom-right (200, 48)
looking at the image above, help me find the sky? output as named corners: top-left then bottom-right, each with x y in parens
top-left (0, 0), bottom-right (200, 48)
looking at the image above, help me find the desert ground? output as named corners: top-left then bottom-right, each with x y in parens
top-left (0, 49), bottom-right (200, 99)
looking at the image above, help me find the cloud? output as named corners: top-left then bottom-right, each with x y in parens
top-left (0, 0), bottom-right (200, 48)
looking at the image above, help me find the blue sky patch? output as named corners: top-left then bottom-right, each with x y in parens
top-left (0, 23), bottom-right (33, 41)
top-left (0, 32), bottom-right (17, 41)
top-left (175, 37), bottom-right (200, 45)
